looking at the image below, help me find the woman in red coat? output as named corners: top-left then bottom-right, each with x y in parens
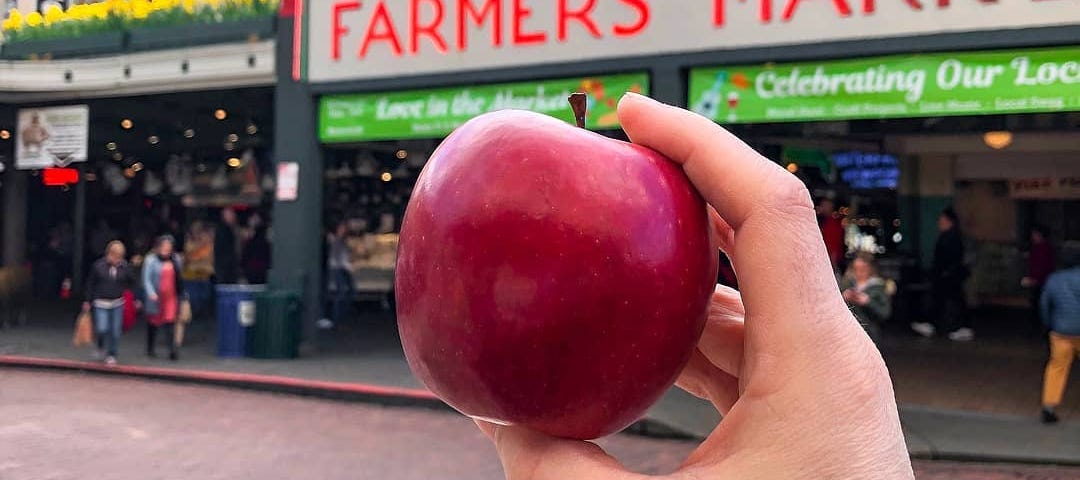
top-left (143, 235), bottom-right (184, 360)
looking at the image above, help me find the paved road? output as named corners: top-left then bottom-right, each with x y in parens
top-left (1, 370), bottom-right (1078, 480)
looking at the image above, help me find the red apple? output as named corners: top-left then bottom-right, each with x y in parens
top-left (395, 109), bottom-right (718, 440)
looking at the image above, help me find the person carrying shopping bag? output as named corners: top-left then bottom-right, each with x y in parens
top-left (143, 235), bottom-right (185, 361)
top-left (83, 241), bottom-right (136, 366)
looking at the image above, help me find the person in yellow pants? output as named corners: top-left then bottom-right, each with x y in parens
top-left (1040, 249), bottom-right (1080, 424)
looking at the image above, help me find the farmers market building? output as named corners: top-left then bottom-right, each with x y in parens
top-left (275, 0), bottom-right (1080, 335)
top-left (2, 0), bottom-right (1079, 340)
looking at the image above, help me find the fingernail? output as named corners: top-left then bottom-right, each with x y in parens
top-left (619, 91), bottom-right (650, 105)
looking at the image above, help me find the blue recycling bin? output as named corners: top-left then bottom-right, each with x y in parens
top-left (215, 284), bottom-right (266, 357)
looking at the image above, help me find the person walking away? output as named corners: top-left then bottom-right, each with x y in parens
top-left (322, 222), bottom-right (353, 329)
top-left (144, 236), bottom-right (185, 360)
top-left (242, 225), bottom-right (271, 284)
top-left (1023, 226), bottom-right (1056, 337)
top-left (841, 253), bottom-right (892, 342)
top-left (214, 208), bottom-right (239, 284)
top-left (912, 208), bottom-right (972, 341)
top-left (816, 198), bottom-right (846, 275)
top-left (1039, 249), bottom-right (1080, 424)
top-left (83, 241), bottom-right (135, 366)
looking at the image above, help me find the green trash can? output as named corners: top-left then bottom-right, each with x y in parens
top-left (248, 289), bottom-right (302, 359)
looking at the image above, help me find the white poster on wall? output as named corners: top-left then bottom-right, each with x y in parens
top-left (16, 105), bottom-right (90, 170)
top-left (276, 162), bottom-right (300, 201)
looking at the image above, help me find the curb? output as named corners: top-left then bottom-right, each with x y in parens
top-left (908, 451), bottom-right (1080, 467)
top-left (0, 355), bottom-right (447, 410)
top-left (0, 354), bottom-right (694, 440)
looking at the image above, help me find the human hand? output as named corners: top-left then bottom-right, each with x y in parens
top-left (856, 292), bottom-right (871, 306)
top-left (475, 94), bottom-right (913, 479)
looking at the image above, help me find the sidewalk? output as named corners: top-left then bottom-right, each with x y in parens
top-left (2, 302), bottom-right (1078, 465)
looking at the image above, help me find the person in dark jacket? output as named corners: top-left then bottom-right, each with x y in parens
top-left (214, 208), bottom-right (239, 284)
top-left (1039, 249), bottom-right (1080, 424)
top-left (242, 225), bottom-right (271, 284)
top-left (83, 241), bottom-right (136, 365)
top-left (1023, 226), bottom-right (1056, 336)
top-left (911, 208), bottom-right (972, 341)
top-left (841, 253), bottom-right (892, 342)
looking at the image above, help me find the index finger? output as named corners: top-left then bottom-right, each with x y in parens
top-left (617, 94), bottom-right (855, 370)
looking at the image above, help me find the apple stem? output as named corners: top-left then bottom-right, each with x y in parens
top-left (568, 93), bottom-right (587, 129)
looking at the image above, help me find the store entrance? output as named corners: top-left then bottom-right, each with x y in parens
top-left (19, 87), bottom-right (275, 304)
top-left (730, 112), bottom-right (1080, 338)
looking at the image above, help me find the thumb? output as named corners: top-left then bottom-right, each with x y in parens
top-left (476, 421), bottom-right (643, 480)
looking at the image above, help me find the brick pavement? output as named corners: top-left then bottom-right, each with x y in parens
top-left (3, 370), bottom-right (1079, 480)
top-left (881, 330), bottom-right (1080, 419)
top-left (4, 301), bottom-right (1080, 467)
top-left (4, 303), bottom-right (1076, 420)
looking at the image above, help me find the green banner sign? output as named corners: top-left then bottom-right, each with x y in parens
top-left (320, 73), bottom-right (649, 143)
top-left (689, 46), bottom-right (1080, 124)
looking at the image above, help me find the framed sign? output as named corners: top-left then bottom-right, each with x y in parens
top-left (16, 105), bottom-right (89, 170)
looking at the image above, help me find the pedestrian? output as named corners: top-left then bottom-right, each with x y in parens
top-left (143, 235), bottom-right (185, 361)
top-left (1022, 226), bottom-right (1056, 336)
top-left (841, 253), bottom-right (892, 341)
top-left (1039, 248), bottom-right (1080, 424)
top-left (214, 208), bottom-right (239, 284)
top-left (816, 197), bottom-right (845, 275)
top-left (911, 207), bottom-right (972, 341)
top-left (321, 222), bottom-right (353, 329)
top-left (473, 94), bottom-right (913, 479)
top-left (83, 241), bottom-right (136, 366)
top-left (242, 225), bottom-right (271, 284)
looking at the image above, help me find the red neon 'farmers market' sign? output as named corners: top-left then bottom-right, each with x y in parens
top-left (301, 0), bottom-right (1079, 82)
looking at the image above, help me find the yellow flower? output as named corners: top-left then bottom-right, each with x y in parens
top-left (90, 3), bottom-right (109, 19)
top-left (24, 11), bottom-right (43, 27)
top-left (3, 9), bottom-right (21, 30)
top-left (105, 0), bottom-right (128, 17)
top-left (131, 0), bottom-right (151, 19)
top-left (4, 8), bottom-right (24, 30)
top-left (67, 4), bottom-right (88, 20)
top-left (182, 0), bottom-right (195, 13)
top-left (43, 5), bottom-right (63, 25)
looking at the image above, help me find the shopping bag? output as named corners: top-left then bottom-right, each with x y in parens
top-left (178, 298), bottom-right (192, 324)
top-left (122, 290), bottom-right (137, 332)
top-left (73, 311), bottom-right (93, 347)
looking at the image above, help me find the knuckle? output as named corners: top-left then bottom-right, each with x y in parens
top-left (767, 172), bottom-right (815, 215)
